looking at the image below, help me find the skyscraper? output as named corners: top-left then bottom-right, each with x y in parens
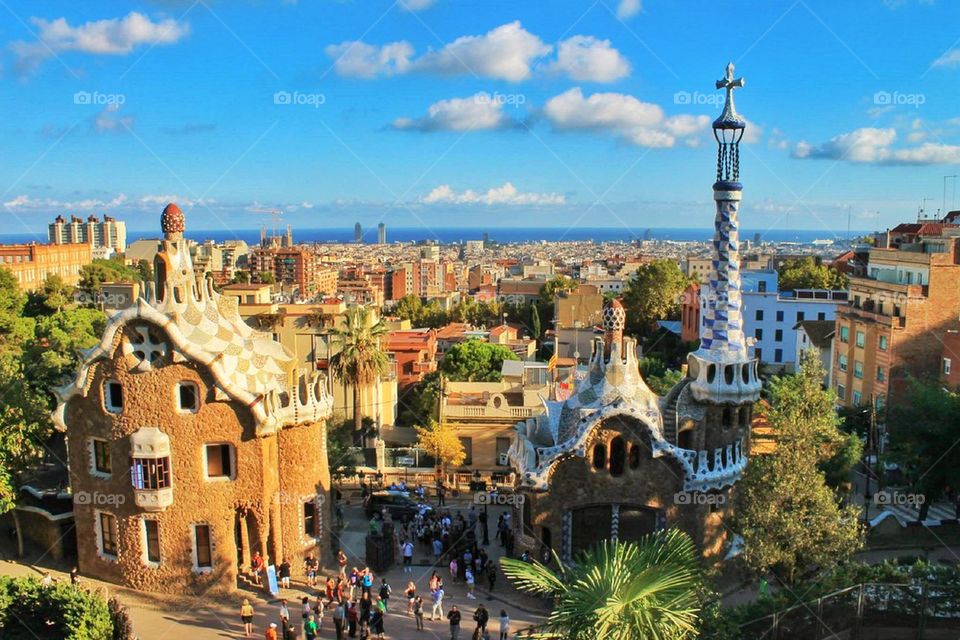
top-left (378, 222), bottom-right (386, 244)
top-left (354, 222), bottom-right (362, 243)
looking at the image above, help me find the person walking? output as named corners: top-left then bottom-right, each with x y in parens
top-left (473, 604), bottom-right (489, 637)
top-left (413, 595), bottom-right (425, 631)
top-left (251, 551), bottom-right (265, 586)
top-left (337, 549), bottom-right (349, 578)
top-left (431, 586), bottom-right (444, 620)
top-left (378, 578), bottom-right (392, 611)
top-left (447, 605), bottom-right (462, 640)
top-left (370, 603), bottom-right (385, 640)
top-left (279, 558), bottom-right (291, 589)
top-left (347, 601), bottom-right (359, 638)
top-left (303, 614), bottom-right (318, 640)
top-left (498, 610), bottom-right (510, 640)
top-left (266, 622), bottom-right (279, 640)
top-left (279, 599), bottom-right (290, 634)
top-left (304, 555), bottom-right (318, 587)
top-left (465, 568), bottom-right (476, 599)
top-left (486, 561), bottom-right (497, 599)
top-left (240, 599), bottom-right (255, 637)
top-left (405, 581), bottom-right (417, 615)
top-left (401, 538), bottom-right (415, 573)
top-left (361, 569), bottom-right (374, 597)
top-left (333, 600), bottom-right (346, 640)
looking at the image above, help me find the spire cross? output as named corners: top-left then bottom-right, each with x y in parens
top-left (716, 62), bottom-right (744, 108)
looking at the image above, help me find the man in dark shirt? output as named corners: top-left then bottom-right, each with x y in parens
top-left (447, 605), bottom-right (462, 640)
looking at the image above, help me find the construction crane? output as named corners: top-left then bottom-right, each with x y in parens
top-left (249, 207), bottom-right (289, 246)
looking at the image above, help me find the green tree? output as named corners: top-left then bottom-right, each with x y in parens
top-left (622, 260), bottom-right (691, 337)
top-left (530, 303), bottom-right (541, 339)
top-left (414, 419), bottom-right (466, 472)
top-left (78, 258), bottom-right (139, 295)
top-left (887, 379), bottom-right (960, 520)
top-left (398, 370), bottom-right (442, 427)
top-left (733, 351), bottom-right (864, 583)
top-left (329, 305), bottom-right (390, 435)
top-left (777, 257), bottom-right (848, 291)
top-left (539, 275), bottom-right (579, 305)
top-left (0, 576), bottom-right (114, 639)
top-left (257, 271), bottom-right (276, 285)
top-left (439, 338), bottom-right (519, 382)
top-left (500, 530), bottom-right (703, 640)
top-left (231, 270), bottom-right (251, 284)
top-left (392, 295), bottom-right (424, 325)
top-left (40, 274), bottom-right (73, 313)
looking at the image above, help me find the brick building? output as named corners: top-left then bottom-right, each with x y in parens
top-left (0, 242), bottom-right (93, 290)
top-left (385, 329), bottom-right (437, 390)
top-left (54, 204), bottom-right (334, 594)
top-left (250, 246), bottom-right (321, 296)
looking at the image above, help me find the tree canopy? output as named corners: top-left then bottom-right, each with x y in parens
top-left (733, 351), bottom-right (864, 583)
top-left (438, 338), bottom-right (519, 382)
top-left (622, 259), bottom-right (692, 337)
top-left (777, 257), bottom-right (848, 291)
top-left (77, 258), bottom-right (140, 295)
top-left (414, 419), bottom-right (466, 471)
top-left (329, 305), bottom-right (389, 434)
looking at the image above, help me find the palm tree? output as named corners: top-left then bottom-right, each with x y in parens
top-left (328, 305), bottom-right (390, 439)
top-left (500, 529), bottom-right (703, 640)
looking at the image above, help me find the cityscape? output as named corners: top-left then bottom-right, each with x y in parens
top-left (2, 2), bottom-right (960, 640)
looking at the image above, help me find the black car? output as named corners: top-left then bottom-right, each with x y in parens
top-left (364, 491), bottom-right (430, 520)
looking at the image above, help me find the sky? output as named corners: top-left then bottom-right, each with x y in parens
top-left (2, 0), bottom-right (960, 238)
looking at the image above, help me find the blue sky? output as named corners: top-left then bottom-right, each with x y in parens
top-left (2, 0), bottom-right (960, 237)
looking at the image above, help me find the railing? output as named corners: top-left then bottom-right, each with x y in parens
top-left (739, 582), bottom-right (960, 640)
top-left (443, 404), bottom-right (538, 419)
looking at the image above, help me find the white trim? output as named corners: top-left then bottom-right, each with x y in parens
top-left (14, 505), bottom-right (74, 521)
top-left (104, 380), bottom-right (124, 414)
top-left (201, 443), bottom-right (236, 481)
top-left (89, 438), bottom-right (112, 478)
top-left (175, 381), bottom-right (200, 414)
top-left (95, 510), bottom-right (118, 562)
top-left (141, 517), bottom-right (161, 568)
top-left (190, 522), bottom-right (214, 573)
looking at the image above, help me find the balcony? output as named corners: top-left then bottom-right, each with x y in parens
top-left (443, 402), bottom-right (540, 420)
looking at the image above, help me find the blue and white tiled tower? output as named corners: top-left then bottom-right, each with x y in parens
top-left (687, 63), bottom-right (762, 404)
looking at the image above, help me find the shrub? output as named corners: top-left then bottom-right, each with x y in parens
top-left (0, 576), bottom-right (113, 639)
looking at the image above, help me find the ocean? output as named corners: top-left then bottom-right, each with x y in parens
top-left (0, 227), bottom-right (870, 246)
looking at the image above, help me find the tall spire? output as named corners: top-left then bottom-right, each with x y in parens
top-left (687, 63), bottom-right (761, 405)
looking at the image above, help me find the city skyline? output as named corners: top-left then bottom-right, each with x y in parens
top-left (3, 1), bottom-right (960, 238)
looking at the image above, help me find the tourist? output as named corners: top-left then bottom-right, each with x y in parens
top-left (251, 551), bottom-right (265, 586)
top-left (413, 595), bottom-right (425, 630)
top-left (301, 596), bottom-right (311, 620)
top-left (479, 509), bottom-right (488, 545)
top-left (486, 561), bottom-right (497, 597)
top-left (449, 557), bottom-right (458, 583)
top-left (498, 610), bottom-right (510, 640)
top-left (465, 567), bottom-right (476, 599)
top-left (41, 571), bottom-right (53, 586)
top-left (332, 600), bottom-right (346, 640)
top-left (378, 578), bottom-right (392, 611)
top-left (326, 575), bottom-right (337, 604)
top-left (447, 605), bottom-right (462, 640)
top-left (405, 580), bottom-right (417, 614)
top-left (437, 482), bottom-right (446, 507)
top-left (431, 585), bottom-right (444, 620)
top-left (286, 623), bottom-right (299, 640)
top-left (279, 558), bottom-right (291, 589)
top-left (314, 593), bottom-right (326, 622)
top-left (304, 555), bottom-right (318, 587)
top-left (303, 614), bottom-right (318, 640)
top-left (359, 592), bottom-right (372, 624)
top-left (279, 599), bottom-right (290, 631)
top-left (369, 603), bottom-right (385, 640)
top-left (70, 566), bottom-right (80, 585)
top-left (347, 600), bottom-right (359, 638)
top-left (337, 549), bottom-right (348, 577)
top-left (240, 599), bottom-right (255, 637)
top-left (266, 622), bottom-right (279, 640)
top-left (349, 567), bottom-right (360, 599)
top-left (361, 568), bottom-right (374, 597)
top-left (401, 538), bottom-right (415, 572)
top-left (473, 604), bottom-right (489, 636)
top-left (428, 571), bottom-right (441, 593)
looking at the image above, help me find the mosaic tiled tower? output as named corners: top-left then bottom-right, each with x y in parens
top-left (687, 63), bottom-right (762, 404)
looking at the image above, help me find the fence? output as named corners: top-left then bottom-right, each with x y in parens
top-left (740, 582), bottom-right (960, 639)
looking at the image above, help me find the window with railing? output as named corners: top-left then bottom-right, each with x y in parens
top-left (132, 457), bottom-right (172, 490)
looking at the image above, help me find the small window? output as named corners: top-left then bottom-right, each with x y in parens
top-left (98, 512), bottom-right (118, 557)
top-left (774, 349), bottom-right (783, 363)
top-left (304, 500), bottom-right (317, 537)
top-left (879, 335), bottom-right (888, 351)
top-left (817, 312), bottom-right (826, 321)
top-left (774, 329), bottom-right (783, 342)
top-left (609, 437), bottom-right (626, 477)
top-left (193, 524), bottom-right (212, 569)
top-left (628, 444), bottom-right (640, 469)
top-left (132, 457), bottom-right (172, 490)
top-left (944, 358), bottom-right (953, 376)
top-left (796, 311), bottom-right (805, 322)
top-left (838, 355), bottom-right (848, 372)
top-left (776, 310), bottom-right (784, 322)
top-left (592, 443), bottom-right (606, 469)
top-left (204, 444), bottom-right (234, 480)
top-left (853, 391), bottom-right (862, 406)
top-left (755, 309), bottom-right (764, 321)
top-left (837, 384), bottom-right (846, 400)
top-left (754, 328), bottom-right (763, 340)
top-left (92, 439), bottom-right (111, 475)
top-left (854, 361), bottom-right (864, 379)
top-left (839, 326), bottom-right (849, 343)
top-left (755, 347), bottom-right (762, 362)
top-left (855, 331), bottom-right (865, 348)
top-left (144, 519), bottom-right (161, 564)
top-left (105, 381), bottom-right (123, 414)
top-left (877, 366), bottom-right (886, 382)
top-left (458, 437), bottom-right (473, 466)
top-left (177, 382), bottom-right (199, 413)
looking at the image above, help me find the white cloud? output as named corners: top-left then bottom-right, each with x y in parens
top-left (933, 49), bottom-right (960, 68)
top-left (792, 126), bottom-right (960, 165)
top-left (617, 0), bottom-right (642, 19)
top-left (542, 87), bottom-right (709, 148)
top-left (548, 35), bottom-right (629, 82)
top-left (11, 12), bottom-right (189, 73)
top-left (400, 0), bottom-right (437, 10)
top-left (5, 193), bottom-right (129, 210)
top-left (413, 21), bottom-right (550, 82)
top-left (324, 40), bottom-right (413, 78)
top-left (393, 93), bottom-right (512, 131)
top-left (326, 22), bottom-right (628, 83)
top-left (92, 104), bottom-right (134, 133)
top-left (422, 182), bottom-right (565, 205)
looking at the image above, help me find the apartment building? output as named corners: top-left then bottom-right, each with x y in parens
top-left (0, 242), bottom-right (93, 290)
top-left (48, 214), bottom-right (127, 254)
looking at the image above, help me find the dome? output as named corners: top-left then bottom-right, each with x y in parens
top-left (603, 298), bottom-right (626, 333)
top-left (160, 203), bottom-right (184, 235)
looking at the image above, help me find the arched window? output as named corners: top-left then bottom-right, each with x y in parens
top-left (678, 429), bottom-right (694, 450)
top-left (609, 437), bottom-right (626, 477)
top-left (592, 443), bottom-right (606, 470)
top-left (722, 407), bottom-right (732, 428)
top-left (628, 444), bottom-right (640, 469)
top-left (724, 364), bottom-right (734, 384)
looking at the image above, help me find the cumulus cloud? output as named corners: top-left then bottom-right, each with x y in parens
top-left (422, 182), bottom-right (565, 206)
top-left (548, 35), bottom-right (630, 82)
top-left (92, 104), bottom-right (134, 133)
top-left (326, 22), bottom-right (629, 83)
top-left (792, 126), bottom-right (960, 165)
top-left (542, 87), bottom-right (709, 148)
top-left (617, 0), bottom-right (642, 19)
top-left (393, 93), bottom-right (514, 131)
top-left (324, 40), bottom-right (413, 78)
top-left (4, 193), bottom-right (129, 210)
top-left (932, 49), bottom-right (960, 68)
top-left (10, 12), bottom-right (189, 74)
top-left (400, 0), bottom-right (437, 10)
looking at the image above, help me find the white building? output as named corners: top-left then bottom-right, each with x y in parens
top-left (48, 214), bottom-right (127, 253)
top-left (794, 320), bottom-right (835, 387)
